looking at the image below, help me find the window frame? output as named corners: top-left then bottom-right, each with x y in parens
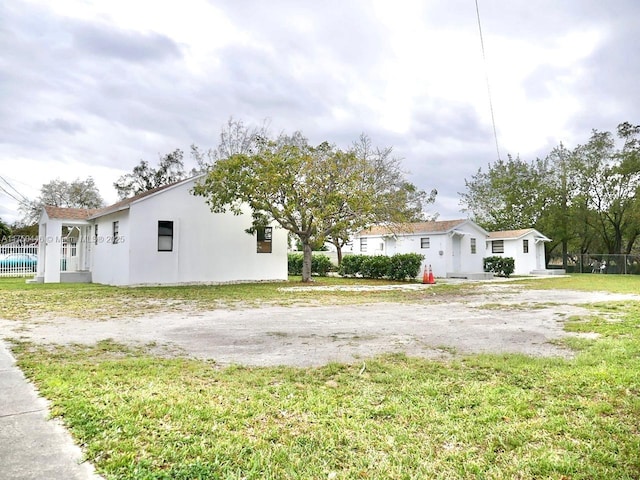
top-left (420, 237), bottom-right (430, 249)
top-left (470, 237), bottom-right (477, 254)
top-left (112, 221), bottom-right (119, 245)
top-left (360, 237), bottom-right (368, 253)
top-left (523, 239), bottom-right (529, 253)
top-left (257, 226), bottom-right (273, 253)
top-left (492, 240), bottom-right (504, 254)
top-left (158, 220), bottom-right (174, 252)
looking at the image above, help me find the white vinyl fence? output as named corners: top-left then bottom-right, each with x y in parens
top-left (0, 241), bottom-right (38, 277)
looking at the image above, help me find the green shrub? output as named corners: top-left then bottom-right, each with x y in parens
top-left (484, 256), bottom-right (515, 277)
top-left (311, 254), bottom-right (333, 276)
top-left (339, 255), bottom-right (366, 277)
top-left (361, 255), bottom-right (391, 279)
top-left (288, 253), bottom-right (303, 275)
top-left (387, 253), bottom-right (425, 281)
top-left (288, 253), bottom-right (333, 276)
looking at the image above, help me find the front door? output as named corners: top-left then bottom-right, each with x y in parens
top-left (452, 235), bottom-right (462, 272)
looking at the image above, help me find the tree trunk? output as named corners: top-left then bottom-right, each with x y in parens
top-left (301, 240), bottom-right (313, 282)
top-left (336, 245), bottom-right (343, 265)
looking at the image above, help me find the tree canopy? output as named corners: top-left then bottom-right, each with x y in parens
top-left (114, 149), bottom-right (186, 199)
top-left (193, 130), bottom-right (435, 282)
top-left (20, 177), bottom-right (105, 225)
top-left (460, 122), bottom-right (640, 262)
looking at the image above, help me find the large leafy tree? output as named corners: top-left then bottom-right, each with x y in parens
top-left (193, 131), bottom-right (433, 282)
top-left (569, 123), bottom-right (640, 254)
top-left (461, 122), bottom-right (640, 262)
top-left (191, 117), bottom-right (270, 173)
top-left (20, 177), bottom-right (105, 224)
top-left (325, 134), bottom-right (435, 264)
top-left (460, 154), bottom-right (551, 232)
top-left (114, 149), bottom-right (186, 199)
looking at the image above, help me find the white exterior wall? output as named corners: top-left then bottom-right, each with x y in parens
top-left (39, 213), bottom-right (62, 283)
top-left (91, 211), bottom-right (131, 286)
top-left (489, 232), bottom-right (547, 275)
top-left (123, 180), bottom-right (287, 285)
top-left (353, 222), bottom-right (487, 277)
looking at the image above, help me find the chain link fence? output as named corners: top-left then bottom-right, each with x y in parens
top-left (549, 254), bottom-right (640, 275)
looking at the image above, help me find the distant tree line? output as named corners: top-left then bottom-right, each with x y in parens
top-left (460, 122), bottom-right (640, 266)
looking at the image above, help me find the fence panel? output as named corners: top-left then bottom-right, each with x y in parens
top-left (0, 241), bottom-right (38, 277)
top-left (550, 253), bottom-right (640, 275)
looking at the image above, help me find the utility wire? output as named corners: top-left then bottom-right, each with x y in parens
top-left (0, 175), bottom-right (30, 204)
top-left (475, 0), bottom-right (502, 161)
top-left (0, 184), bottom-right (22, 203)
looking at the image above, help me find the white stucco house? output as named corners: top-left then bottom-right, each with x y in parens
top-left (487, 228), bottom-right (551, 275)
top-left (35, 176), bottom-right (288, 285)
top-left (352, 219), bottom-right (490, 278)
top-left (352, 221), bottom-right (553, 277)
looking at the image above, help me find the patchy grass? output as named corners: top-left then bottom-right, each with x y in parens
top-left (0, 276), bottom-right (473, 321)
top-left (13, 305), bottom-right (640, 480)
top-left (6, 273), bottom-right (640, 478)
top-left (513, 273), bottom-right (640, 294)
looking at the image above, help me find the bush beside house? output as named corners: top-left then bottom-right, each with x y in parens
top-left (288, 253), bottom-right (333, 276)
top-left (484, 256), bottom-right (515, 277)
top-left (339, 253), bottom-right (423, 281)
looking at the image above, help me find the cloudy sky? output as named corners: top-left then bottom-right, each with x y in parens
top-left (1, 0), bottom-right (638, 225)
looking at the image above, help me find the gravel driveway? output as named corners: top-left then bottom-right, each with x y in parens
top-left (1, 282), bottom-right (637, 366)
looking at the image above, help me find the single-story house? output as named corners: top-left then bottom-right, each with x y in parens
top-left (35, 176), bottom-right (288, 285)
top-left (352, 219), bottom-right (490, 278)
top-left (487, 228), bottom-right (551, 275)
top-left (352, 221), bottom-right (553, 277)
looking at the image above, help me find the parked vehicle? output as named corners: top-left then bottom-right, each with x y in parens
top-left (0, 253), bottom-right (38, 272)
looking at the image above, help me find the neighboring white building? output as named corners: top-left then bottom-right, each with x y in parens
top-left (36, 176), bottom-right (288, 285)
top-left (352, 221), bottom-right (553, 277)
top-left (487, 229), bottom-right (551, 275)
top-left (352, 219), bottom-right (490, 278)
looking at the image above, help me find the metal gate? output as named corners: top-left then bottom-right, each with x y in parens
top-left (0, 240), bottom-right (38, 277)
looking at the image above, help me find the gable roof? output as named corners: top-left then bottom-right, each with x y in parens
top-left (488, 228), bottom-right (551, 242)
top-left (358, 219), bottom-right (487, 237)
top-left (87, 179), bottom-right (189, 219)
top-left (43, 206), bottom-right (101, 220)
top-left (40, 175), bottom-right (205, 222)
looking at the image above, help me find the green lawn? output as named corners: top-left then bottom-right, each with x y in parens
top-left (5, 275), bottom-right (640, 479)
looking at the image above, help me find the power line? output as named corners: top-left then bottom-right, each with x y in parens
top-left (475, 0), bottom-right (502, 161)
top-left (0, 184), bottom-right (22, 203)
top-left (0, 175), bottom-right (30, 204)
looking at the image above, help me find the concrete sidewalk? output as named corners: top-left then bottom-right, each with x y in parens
top-left (0, 341), bottom-right (103, 480)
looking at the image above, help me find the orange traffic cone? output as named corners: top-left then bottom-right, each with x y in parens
top-left (427, 264), bottom-right (436, 284)
top-left (422, 265), bottom-right (429, 284)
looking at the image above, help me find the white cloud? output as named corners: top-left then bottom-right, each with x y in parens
top-left (1, 0), bottom-right (639, 227)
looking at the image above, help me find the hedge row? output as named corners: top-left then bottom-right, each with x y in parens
top-left (339, 253), bottom-right (424, 281)
top-left (483, 256), bottom-right (515, 277)
top-left (287, 253), bottom-right (334, 276)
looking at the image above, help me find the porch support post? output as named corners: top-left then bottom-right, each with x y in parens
top-left (43, 219), bottom-right (62, 283)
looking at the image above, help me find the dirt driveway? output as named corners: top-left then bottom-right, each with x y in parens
top-left (1, 282), bottom-right (638, 366)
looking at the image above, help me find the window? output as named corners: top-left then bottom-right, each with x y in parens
top-left (94, 224), bottom-right (98, 245)
top-left (257, 226), bottom-right (272, 253)
top-left (112, 221), bottom-right (119, 244)
top-left (470, 238), bottom-right (477, 254)
top-left (492, 240), bottom-right (504, 253)
top-left (420, 237), bottom-right (430, 249)
top-left (158, 221), bottom-right (174, 252)
top-left (360, 238), bottom-right (368, 252)
top-left (523, 239), bottom-right (529, 253)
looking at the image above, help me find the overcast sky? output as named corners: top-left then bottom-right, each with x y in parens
top-left (1, 0), bottom-right (638, 225)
